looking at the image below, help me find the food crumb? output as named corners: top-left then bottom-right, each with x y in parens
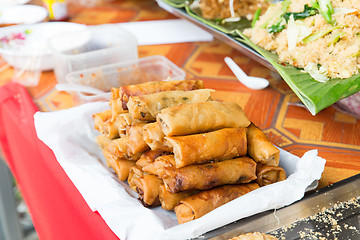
top-left (268, 195), bottom-right (360, 239)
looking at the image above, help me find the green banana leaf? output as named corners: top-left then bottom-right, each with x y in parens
top-left (234, 30), bottom-right (360, 115)
top-left (184, 4), bottom-right (250, 34)
top-left (159, 0), bottom-right (186, 8)
top-left (158, 0), bottom-right (360, 115)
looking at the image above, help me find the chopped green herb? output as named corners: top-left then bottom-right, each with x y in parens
top-left (140, 112), bottom-right (146, 118)
top-left (261, 0), bottom-right (290, 28)
top-left (303, 25), bottom-right (341, 43)
top-left (328, 31), bottom-right (345, 46)
top-left (283, 5), bottom-right (318, 22)
top-left (268, 4), bottom-right (318, 34)
top-left (268, 19), bottom-right (286, 33)
top-left (311, 0), bottom-right (335, 24)
top-left (351, 50), bottom-right (360, 58)
top-left (252, 8), bottom-right (262, 28)
top-left (182, 97), bottom-right (189, 101)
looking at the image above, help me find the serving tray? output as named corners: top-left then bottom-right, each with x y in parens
top-left (194, 173), bottom-right (360, 239)
top-left (157, 0), bottom-right (360, 116)
top-left (156, 0), bottom-right (275, 71)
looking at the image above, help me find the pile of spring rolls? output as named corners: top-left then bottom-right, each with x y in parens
top-left (93, 80), bottom-right (287, 224)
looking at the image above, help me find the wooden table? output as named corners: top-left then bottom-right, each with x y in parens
top-left (1, 0), bottom-right (359, 200)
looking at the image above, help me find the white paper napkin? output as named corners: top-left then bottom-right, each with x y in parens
top-left (118, 19), bottom-right (214, 45)
top-left (34, 102), bottom-right (326, 240)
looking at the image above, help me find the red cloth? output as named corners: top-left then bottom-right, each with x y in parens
top-left (0, 83), bottom-right (118, 240)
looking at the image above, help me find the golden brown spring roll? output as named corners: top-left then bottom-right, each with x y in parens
top-left (132, 174), bottom-right (163, 207)
top-left (103, 120), bottom-right (120, 139)
top-left (103, 149), bottom-right (136, 181)
top-left (247, 123), bottom-right (280, 166)
top-left (111, 87), bottom-right (120, 100)
top-left (128, 165), bottom-right (145, 191)
top-left (127, 89), bottom-right (213, 122)
top-left (136, 150), bottom-right (171, 169)
top-left (174, 183), bottom-right (260, 224)
top-left (166, 128), bottom-right (247, 168)
top-left (114, 113), bottom-right (133, 137)
top-left (256, 163), bottom-right (286, 187)
top-left (96, 134), bottom-right (112, 150)
top-left (107, 137), bottom-right (141, 161)
top-left (162, 157), bottom-right (257, 193)
top-left (126, 123), bottom-right (150, 155)
top-left (142, 155), bottom-right (176, 178)
top-left (109, 98), bottom-right (127, 121)
top-left (143, 122), bottom-right (172, 152)
top-left (103, 149), bottom-right (119, 168)
top-left (93, 109), bottom-right (112, 133)
top-left (157, 101), bottom-right (251, 136)
top-left (117, 80), bottom-right (204, 110)
top-left (159, 185), bottom-right (198, 211)
top-left (113, 159), bottom-right (136, 181)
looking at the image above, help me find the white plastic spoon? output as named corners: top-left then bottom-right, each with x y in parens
top-left (224, 57), bottom-right (269, 90)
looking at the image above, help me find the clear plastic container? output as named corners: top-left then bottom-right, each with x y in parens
top-left (49, 24), bottom-right (138, 83)
top-left (65, 55), bottom-right (186, 101)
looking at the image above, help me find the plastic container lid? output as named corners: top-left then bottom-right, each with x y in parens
top-left (49, 24), bottom-right (138, 83)
top-left (65, 55), bottom-right (186, 101)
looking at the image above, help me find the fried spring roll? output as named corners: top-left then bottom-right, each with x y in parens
top-left (107, 137), bottom-right (141, 161)
top-left (162, 157), bottom-right (257, 193)
top-left (132, 174), bottom-right (163, 207)
top-left (111, 87), bottom-right (120, 100)
top-left (127, 123), bottom-right (150, 155)
top-left (127, 89), bottom-right (213, 122)
top-left (103, 149), bottom-right (136, 181)
top-left (247, 123), bottom-right (280, 166)
top-left (143, 122), bottom-right (172, 152)
top-left (93, 109), bottom-right (112, 133)
top-left (166, 128), bottom-right (247, 168)
top-left (103, 149), bottom-right (118, 168)
top-left (256, 163), bottom-right (286, 187)
top-left (174, 183), bottom-right (259, 224)
top-left (159, 185), bottom-right (198, 211)
top-left (128, 165), bottom-right (145, 191)
top-left (113, 113), bottom-right (132, 137)
top-left (109, 98), bottom-right (127, 121)
top-left (117, 80), bottom-right (204, 110)
top-left (157, 101), bottom-right (251, 136)
top-left (136, 150), bottom-right (171, 169)
top-left (142, 155), bottom-right (176, 178)
top-left (96, 134), bottom-right (112, 150)
top-left (103, 120), bottom-right (119, 139)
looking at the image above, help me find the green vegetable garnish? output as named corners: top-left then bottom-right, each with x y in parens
top-left (328, 31), bottom-right (345, 46)
top-left (303, 25), bottom-right (341, 43)
top-left (312, 0), bottom-right (335, 24)
top-left (283, 5), bottom-right (318, 22)
top-left (355, 52), bottom-right (360, 57)
top-left (267, 4), bottom-right (318, 34)
top-left (252, 8), bottom-right (262, 28)
top-left (261, 0), bottom-right (290, 28)
top-left (268, 19), bottom-right (286, 33)
top-left (281, 0), bottom-right (291, 14)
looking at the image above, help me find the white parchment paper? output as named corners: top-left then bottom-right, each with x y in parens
top-left (34, 102), bottom-right (326, 240)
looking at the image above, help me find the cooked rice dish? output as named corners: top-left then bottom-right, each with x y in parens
top-left (197, 0), bottom-right (270, 21)
top-left (244, 0), bottom-right (360, 80)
